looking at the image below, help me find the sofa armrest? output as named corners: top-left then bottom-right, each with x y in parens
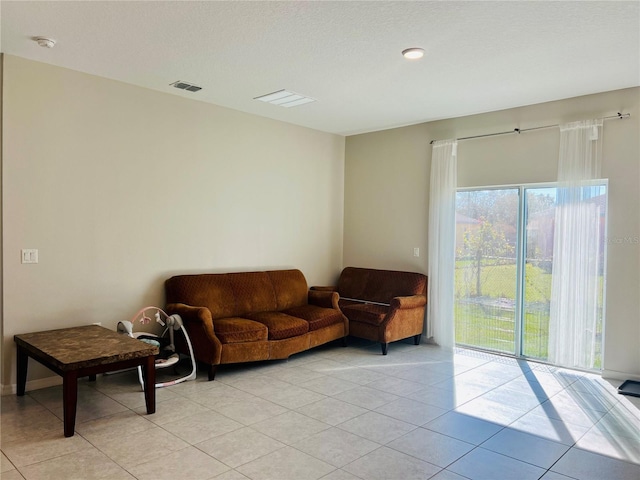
top-left (165, 302), bottom-right (222, 365)
top-left (308, 290), bottom-right (340, 310)
top-left (166, 303), bottom-right (214, 331)
top-left (310, 285), bottom-right (338, 292)
top-left (390, 294), bottom-right (427, 310)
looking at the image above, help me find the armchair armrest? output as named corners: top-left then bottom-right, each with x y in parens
top-left (390, 294), bottom-right (427, 310)
top-left (308, 290), bottom-right (340, 310)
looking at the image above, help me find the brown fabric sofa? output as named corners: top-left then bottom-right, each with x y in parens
top-left (165, 269), bottom-right (347, 380)
top-left (313, 267), bottom-right (427, 355)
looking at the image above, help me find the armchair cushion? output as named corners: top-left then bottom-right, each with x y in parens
top-left (341, 304), bottom-right (387, 326)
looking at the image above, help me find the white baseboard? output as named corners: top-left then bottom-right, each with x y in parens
top-left (602, 369), bottom-right (640, 382)
top-left (1, 375), bottom-right (62, 396)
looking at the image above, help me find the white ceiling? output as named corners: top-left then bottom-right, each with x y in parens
top-left (2, 1), bottom-right (639, 135)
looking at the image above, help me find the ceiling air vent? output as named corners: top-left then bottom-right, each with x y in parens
top-left (170, 81), bottom-right (202, 93)
top-left (254, 89), bottom-right (315, 108)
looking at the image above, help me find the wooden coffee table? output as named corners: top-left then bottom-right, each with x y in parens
top-left (15, 324), bottom-right (159, 437)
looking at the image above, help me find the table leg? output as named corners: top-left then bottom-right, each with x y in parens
top-left (141, 356), bottom-right (156, 414)
top-left (62, 370), bottom-right (78, 437)
top-left (16, 346), bottom-right (28, 396)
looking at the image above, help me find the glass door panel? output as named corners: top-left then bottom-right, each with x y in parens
top-left (454, 189), bottom-right (519, 354)
top-left (521, 188), bottom-right (556, 360)
top-left (521, 185), bottom-right (606, 367)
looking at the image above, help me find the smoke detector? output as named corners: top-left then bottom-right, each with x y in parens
top-left (34, 37), bottom-right (56, 48)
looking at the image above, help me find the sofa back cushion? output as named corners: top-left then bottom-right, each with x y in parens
top-left (165, 269), bottom-right (308, 319)
top-left (165, 273), bottom-right (238, 319)
top-left (226, 272), bottom-right (278, 315)
top-left (338, 267), bottom-right (427, 304)
top-left (268, 269), bottom-right (308, 310)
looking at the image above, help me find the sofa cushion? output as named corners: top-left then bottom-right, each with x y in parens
top-left (282, 305), bottom-right (344, 331)
top-left (166, 270), bottom-right (310, 320)
top-left (166, 274), bottom-right (237, 320)
top-left (227, 272), bottom-right (278, 315)
top-left (268, 270), bottom-right (308, 310)
top-left (246, 312), bottom-right (310, 340)
top-left (341, 304), bottom-right (388, 326)
top-left (214, 318), bottom-right (268, 344)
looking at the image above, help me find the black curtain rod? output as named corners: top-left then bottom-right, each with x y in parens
top-left (429, 112), bottom-right (631, 145)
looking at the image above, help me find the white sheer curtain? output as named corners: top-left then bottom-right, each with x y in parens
top-left (548, 119), bottom-right (603, 369)
top-left (427, 139), bottom-right (457, 349)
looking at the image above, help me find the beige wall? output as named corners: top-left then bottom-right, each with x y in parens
top-left (1, 55), bottom-right (345, 390)
top-left (3, 53), bottom-right (637, 388)
top-left (345, 87), bottom-right (640, 379)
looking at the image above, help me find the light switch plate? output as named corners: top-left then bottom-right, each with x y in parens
top-left (21, 249), bottom-right (39, 264)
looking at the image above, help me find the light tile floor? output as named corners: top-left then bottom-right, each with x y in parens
top-left (2, 339), bottom-right (639, 480)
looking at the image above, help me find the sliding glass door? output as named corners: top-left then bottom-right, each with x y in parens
top-left (454, 184), bottom-right (607, 368)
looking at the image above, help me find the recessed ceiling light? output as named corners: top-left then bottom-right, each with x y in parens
top-left (254, 89), bottom-right (316, 108)
top-left (402, 47), bottom-right (425, 60)
top-left (34, 37), bottom-right (56, 48)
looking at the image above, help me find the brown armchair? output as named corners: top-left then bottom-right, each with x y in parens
top-left (314, 267), bottom-right (427, 355)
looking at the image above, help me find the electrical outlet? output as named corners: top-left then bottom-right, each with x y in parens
top-left (413, 247), bottom-right (420, 257)
top-left (21, 249), bottom-right (39, 264)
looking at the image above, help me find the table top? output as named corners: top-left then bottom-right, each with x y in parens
top-left (15, 325), bottom-right (159, 372)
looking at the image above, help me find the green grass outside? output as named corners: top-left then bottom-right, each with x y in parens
top-left (455, 261), bottom-right (552, 303)
top-left (454, 261), bottom-right (602, 367)
top-left (454, 303), bottom-right (549, 359)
